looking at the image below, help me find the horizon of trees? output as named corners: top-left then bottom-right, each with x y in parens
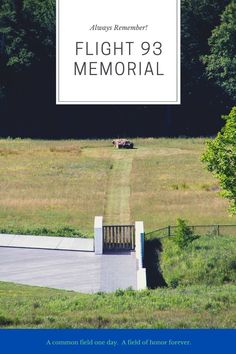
top-left (0, 0), bottom-right (235, 138)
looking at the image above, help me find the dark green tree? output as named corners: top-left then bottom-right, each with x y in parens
top-left (181, 0), bottom-right (230, 97)
top-left (0, 0), bottom-right (55, 94)
top-left (0, 0), bottom-right (55, 68)
top-left (201, 1), bottom-right (236, 101)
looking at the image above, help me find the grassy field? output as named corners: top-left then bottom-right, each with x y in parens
top-left (0, 281), bottom-right (235, 328)
top-left (0, 138), bottom-right (235, 235)
top-left (160, 235), bottom-right (236, 287)
top-left (0, 138), bottom-right (236, 329)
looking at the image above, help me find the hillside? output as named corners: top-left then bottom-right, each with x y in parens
top-left (0, 138), bottom-right (234, 235)
top-left (160, 235), bottom-right (236, 287)
top-left (0, 281), bottom-right (235, 328)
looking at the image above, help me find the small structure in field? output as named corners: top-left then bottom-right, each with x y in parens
top-left (112, 139), bottom-right (134, 149)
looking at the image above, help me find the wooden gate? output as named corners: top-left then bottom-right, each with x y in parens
top-left (103, 225), bottom-right (135, 251)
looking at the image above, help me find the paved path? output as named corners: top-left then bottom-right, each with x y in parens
top-left (104, 150), bottom-right (136, 225)
top-left (0, 234), bottom-right (94, 252)
top-left (0, 247), bottom-right (137, 293)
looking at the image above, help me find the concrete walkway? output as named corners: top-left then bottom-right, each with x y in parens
top-left (0, 234), bottom-right (94, 252)
top-left (0, 247), bottom-right (137, 293)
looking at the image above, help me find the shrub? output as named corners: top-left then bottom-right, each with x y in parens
top-left (173, 219), bottom-right (199, 249)
top-left (115, 289), bottom-right (125, 296)
top-left (169, 278), bottom-right (179, 289)
top-left (0, 315), bottom-right (14, 326)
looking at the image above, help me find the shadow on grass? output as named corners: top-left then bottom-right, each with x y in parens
top-left (144, 238), bottom-right (167, 288)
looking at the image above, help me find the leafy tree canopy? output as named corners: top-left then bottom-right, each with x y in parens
top-left (0, 0), bottom-right (55, 70)
top-left (202, 106), bottom-right (236, 214)
top-left (181, 0), bottom-right (230, 95)
top-left (202, 1), bottom-right (236, 101)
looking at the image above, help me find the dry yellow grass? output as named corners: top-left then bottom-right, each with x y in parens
top-left (130, 138), bottom-right (234, 231)
top-left (0, 139), bottom-right (112, 234)
top-left (0, 138), bottom-right (235, 234)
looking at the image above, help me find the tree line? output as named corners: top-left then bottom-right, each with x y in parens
top-left (0, 0), bottom-right (235, 137)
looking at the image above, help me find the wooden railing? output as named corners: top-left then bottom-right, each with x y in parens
top-left (103, 225), bottom-right (135, 251)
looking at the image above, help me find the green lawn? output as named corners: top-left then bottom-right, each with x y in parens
top-left (0, 138), bottom-right (235, 235)
top-left (0, 281), bottom-right (235, 328)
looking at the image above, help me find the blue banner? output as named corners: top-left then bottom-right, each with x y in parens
top-left (0, 329), bottom-right (235, 354)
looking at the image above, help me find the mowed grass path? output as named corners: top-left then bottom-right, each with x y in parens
top-left (104, 149), bottom-right (136, 224)
top-left (0, 138), bottom-right (235, 234)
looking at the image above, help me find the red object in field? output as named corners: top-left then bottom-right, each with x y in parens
top-left (112, 139), bottom-right (134, 149)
